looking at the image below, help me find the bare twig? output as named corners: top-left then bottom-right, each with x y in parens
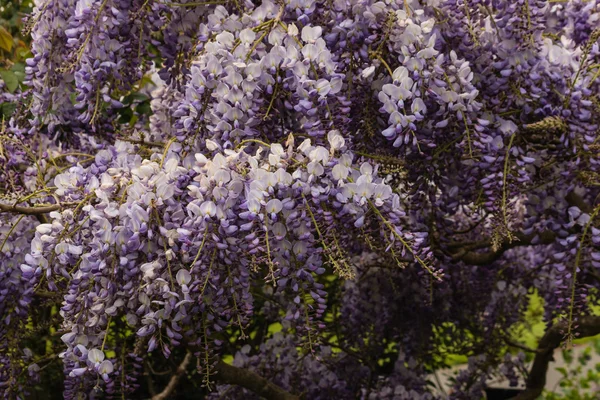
top-left (117, 137), bottom-right (166, 148)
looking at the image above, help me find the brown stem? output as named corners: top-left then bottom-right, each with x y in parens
top-left (513, 316), bottom-right (600, 400)
top-left (0, 202), bottom-right (61, 215)
top-left (34, 290), bottom-right (61, 299)
top-left (502, 337), bottom-right (542, 354)
top-left (151, 352), bottom-right (192, 400)
top-left (215, 360), bottom-right (300, 400)
top-left (144, 361), bottom-right (157, 397)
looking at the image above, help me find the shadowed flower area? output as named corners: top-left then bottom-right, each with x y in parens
top-left (0, 0), bottom-right (600, 399)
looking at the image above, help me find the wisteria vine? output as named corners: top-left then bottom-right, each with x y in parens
top-left (1, 0), bottom-right (600, 399)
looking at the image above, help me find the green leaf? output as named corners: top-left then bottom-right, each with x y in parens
top-left (128, 114), bottom-right (139, 127)
top-left (0, 26), bottom-right (13, 52)
top-left (222, 354), bottom-right (233, 365)
top-left (556, 366), bottom-right (568, 377)
top-left (11, 63), bottom-right (26, 83)
top-left (12, 70), bottom-right (25, 83)
top-left (11, 63), bottom-right (25, 74)
top-left (0, 102), bottom-right (16, 118)
top-left (16, 47), bottom-right (32, 60)
top-left (136, 101), bottom-right (151, 115)
top-left (122, 92), bottom-right (149, 106)
top-left (130, 92), bottom-right (150, 102)
top-left (0, 70), bottom-right (18, 93)
top-left (138, 75), bottom-right (155, 88)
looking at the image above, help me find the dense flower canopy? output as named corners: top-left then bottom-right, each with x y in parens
top-left (1, 0), bottom-right (599, 398)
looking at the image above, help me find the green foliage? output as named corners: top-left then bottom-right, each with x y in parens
top-left (0, 26), bottom-right (13, 52)
top-left (0, 0), bottom-right (31, 119)
top-left (541, 338), bottom-right (600, 400)
top-left (0, 68), bottom-right (18, 92)
top-left (507, 290), bottom-right (546, 363)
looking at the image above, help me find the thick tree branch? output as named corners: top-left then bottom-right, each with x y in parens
top-left (513, 316), bottom-right (600, 400)
top-left (445, 191), bottom-right (593, 266)
top-left (151, 352), bottom-right (192, 400)
top-left (449, 231), bottom-right (556, 265)
top-left (215, 360), bottom-right (300, 400)
top-left (151, 355), bottom-right (299, 400)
